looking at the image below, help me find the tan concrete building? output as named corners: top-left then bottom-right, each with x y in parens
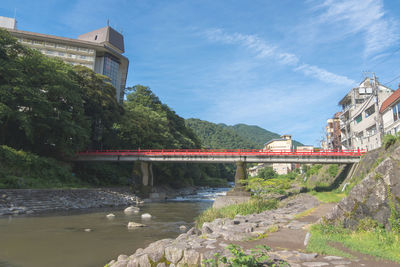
top-left (339, 77), bottom-right (393, 150)
top-left (325, 112), bottom-right (341, 150)
top-left (263, 135), bottom-right (294, 175)
top-left (0, 16), bottom-right (129, 103)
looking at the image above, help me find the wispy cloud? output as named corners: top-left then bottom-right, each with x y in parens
top-left (314, 0), bottom-right (399, 57)
top-left (204, 28), bottom-right (355, 86)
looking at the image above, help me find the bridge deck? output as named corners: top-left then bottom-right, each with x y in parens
top-left (75, 149), bottom-right (365, 164)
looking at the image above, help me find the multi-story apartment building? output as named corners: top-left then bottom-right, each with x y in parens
top-left (325, 112), bottom-right (341, 150)
top-left (339, 77), bottom-right (393, 150)
top-left (0, 16), bottom-right (129, 103)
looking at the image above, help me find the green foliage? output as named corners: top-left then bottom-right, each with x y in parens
top-left (185, 118), bottom-right (257, 149)
top-left (387, 185), bottom-right (400, 233)
top-left (308, 191), bottom-right (346, 203)
top-left (0, 145), bottom-right (82, 188)
top-left (244, 177), bottom-right (292, 197)
top-left (327, 164), bottom-right (339, 178)
top-left (202, 244), bottom-right (286, 267)
top-left (308, 223), bottom-right (400, 263)
top-left (305, 164), bottom-right (323, 178)
top-left (383, 134), bottom-right (398, 150)
top-left (195, 198), bottom-right (277, 228)
top-left (257, 167), bottom-right (278, 179)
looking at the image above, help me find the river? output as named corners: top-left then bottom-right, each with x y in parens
top-left (0, 187), bottom-right (228, 267)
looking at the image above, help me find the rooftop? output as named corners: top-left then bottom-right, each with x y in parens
top-left (380, 84), bottom-right (400, 113)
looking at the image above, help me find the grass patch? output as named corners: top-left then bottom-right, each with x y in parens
top-left (294, 207), bottom-right (316, 219)
top-left (309, 191), bottom-right (346, 203)
top-left (248, 225), bottom-right (279, 241)
top-left (308, 223), bottom-right (400, 263)
top-left (195, 198), bottom-right (278, 228)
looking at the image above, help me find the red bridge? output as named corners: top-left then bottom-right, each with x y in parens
top-left (75, 149), bottom-right (365, 163)
top-left (74, 149), bottom-right (365, 191)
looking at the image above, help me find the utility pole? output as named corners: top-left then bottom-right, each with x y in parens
top-left (372, 73), bottom-right (384, 146)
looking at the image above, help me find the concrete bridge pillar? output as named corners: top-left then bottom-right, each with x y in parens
top-left (132, 161), bottom-right (154, 197)
top-left (234, 161), bottom-right (248, 187)
top-left (140, 162), bottom-right (154, 187)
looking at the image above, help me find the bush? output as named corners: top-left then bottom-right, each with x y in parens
top-left (0, 145), bottom-right (81, 188)
top-left (257, 167), bottom-right (278, 179)
top-left (383, 134), bottom-right (398, 150)
top-left (195, 198), bottom-right (277, 228)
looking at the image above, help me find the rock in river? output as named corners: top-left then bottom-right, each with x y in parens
top-left (127, 222), bottom-right (146, 229)
top-left (106, 213), bottom-right (116, 219)
top-left (141, 213), bottom-right (152, 219)
top-left (124, 206), bottom-right (140, 215)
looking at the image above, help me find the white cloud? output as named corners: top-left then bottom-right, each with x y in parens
top-left (203, 28), bottom-right (355, 86)
top-left (314, 0), bottom-right (399, 57)
top-left (294, 64), bottom-right (355, 86)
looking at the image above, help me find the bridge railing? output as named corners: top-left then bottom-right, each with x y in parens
top-left (76, 149), bottom-right (366, 157)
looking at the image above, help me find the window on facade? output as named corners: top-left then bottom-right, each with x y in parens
top-left (393, 102), bottom-right (400, 121)
top-left (58, 52), bottom-right (65, 56)
top-left (80, 55), bottom-right (86, 59)
top-left (366, 125), bottom-right (377, 137)
top-left (356, 99), bottom-right (364, 104)
top-left (365, 105), bottom-right (375, 118)
top-left (103, 55), bottom-right (119, 89)
top-left (56, 44), bottom-right (66, 49)
top-left (355, 114), bottom-right (362, 123)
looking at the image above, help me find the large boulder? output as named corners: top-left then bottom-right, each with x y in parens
top-left (324, 148), bottom-right (400, 230)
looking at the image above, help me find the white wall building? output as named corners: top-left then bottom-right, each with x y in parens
top-left (263, 135), bottom-right (293, 175)
top-left (380, 85), bottom-right (400, 135)
top-left (339, 77), bottom-right (393, 151)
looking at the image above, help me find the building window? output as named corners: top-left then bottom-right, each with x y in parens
top-left (103, 55), bottom-right (119, 89)
top-left (365, 105), bottom-right (375, 118)
top-left (58, 52), bottom-right (65, 56)
top-left (393, 102), bottom-right (400, 121)
top-left (355, 114), bottom-right (362, 123)
top-left (366, 125), bottom-right (376, 136)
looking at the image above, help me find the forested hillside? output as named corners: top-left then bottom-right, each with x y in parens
top-left (186, 119), bottom-right (303, 149)
top-left (0, 29), bottom-right (227, 189)
top-left (185, 119), bottom-right (257, 149)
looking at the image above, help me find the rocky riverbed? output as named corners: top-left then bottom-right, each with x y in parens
top-left (0, 188), bottom-right (140, 216)
top-left (107, 194), bottom-right (320, 266)
top-left (107, 193), bottom-right (398, 267)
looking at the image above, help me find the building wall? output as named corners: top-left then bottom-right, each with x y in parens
top-left (264, 136), bottom-right (293, 175)
top-left (339, 78), bottom-right (393, 150)
top-left (1, 17), bottom-right (129, 103)
top-left (382, 103), bottom-right (400, 135)
top-left (17, 36), bottom-right (96, 69)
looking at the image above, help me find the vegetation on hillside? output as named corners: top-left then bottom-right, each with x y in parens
top-left (186, 119), bottom-right (303, 149)
top-left (222, 123), bottom-right (303, 148)
top-left (0, 29), bottom-right (227, 188)
top-left (185, 118), bottom-right (257, 149)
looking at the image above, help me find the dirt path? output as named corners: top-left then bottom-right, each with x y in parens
top-left (235, 202), bottom-right (399, 267)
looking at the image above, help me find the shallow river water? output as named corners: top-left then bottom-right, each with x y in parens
top-left (0, 188), bottom-right (228, 267)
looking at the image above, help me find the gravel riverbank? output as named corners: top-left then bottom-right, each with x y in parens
top-left (0, 188), bottom-right (140, 216)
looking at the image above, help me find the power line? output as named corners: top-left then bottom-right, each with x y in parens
top-left (383, 73), bottom-right (400, 87)
top-left (368, 46), bottom-right (400, 71)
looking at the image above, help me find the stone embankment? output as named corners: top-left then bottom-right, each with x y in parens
top-left (0, 188), bottom-right (140, 216)
top-left (107, 194), bottom-right (324, 267)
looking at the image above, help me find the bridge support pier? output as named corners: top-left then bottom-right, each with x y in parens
top-left (226, 161), bottom-right (250, 197)
top-left (133, 162), bottom-right (154, 197)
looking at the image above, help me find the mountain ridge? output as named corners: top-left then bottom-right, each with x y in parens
top-left (185, 118), bottom-right (303, 149)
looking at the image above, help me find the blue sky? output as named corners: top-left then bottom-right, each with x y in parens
top-left (1, 0), bottom-right (400, 146)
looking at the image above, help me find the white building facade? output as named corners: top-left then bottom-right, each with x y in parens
top-left (339, 77), bottom-right (392, 151)
top-left (0, 16), bottom-right (129, 103)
